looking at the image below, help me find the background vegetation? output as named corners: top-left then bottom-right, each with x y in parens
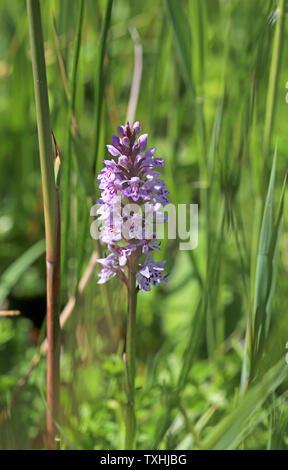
top-left (0, 0), bottom-right (287, 450)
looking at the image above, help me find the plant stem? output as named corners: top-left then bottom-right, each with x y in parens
top-left (124, 254), bottom-right (137, 450)
top-left (27, 0), bottom-right (61, 449)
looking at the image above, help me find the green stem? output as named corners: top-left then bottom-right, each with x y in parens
top-left (124, 254), bottom-right (137, 450)
top-left (27, 0), bottom-right (61, 449)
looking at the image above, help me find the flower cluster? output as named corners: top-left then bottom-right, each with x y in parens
top-left (96, 122), bottom-right (169, 291)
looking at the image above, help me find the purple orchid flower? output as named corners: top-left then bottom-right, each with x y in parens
top-left (96, 121), bottom-right (169, 291)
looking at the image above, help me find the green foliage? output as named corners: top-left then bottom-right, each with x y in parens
top-left (0, 0), bottom-right (287, 450)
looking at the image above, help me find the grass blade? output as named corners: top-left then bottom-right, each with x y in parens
top-left (61, 0), bottom-right (85, 283)
top-left (165, 0), bottom-right (194, 93)
top-left (189, 0), bottom-right (207, 88)
top-left (203, 359), bottom-right (287, 450)
top-left (252, 147), bottom-right (286, 372)
top-left (91, 0), bottom-right (113, 177)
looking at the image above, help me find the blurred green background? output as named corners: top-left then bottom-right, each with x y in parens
top-left (0, 0), bottom-right (288, 450)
